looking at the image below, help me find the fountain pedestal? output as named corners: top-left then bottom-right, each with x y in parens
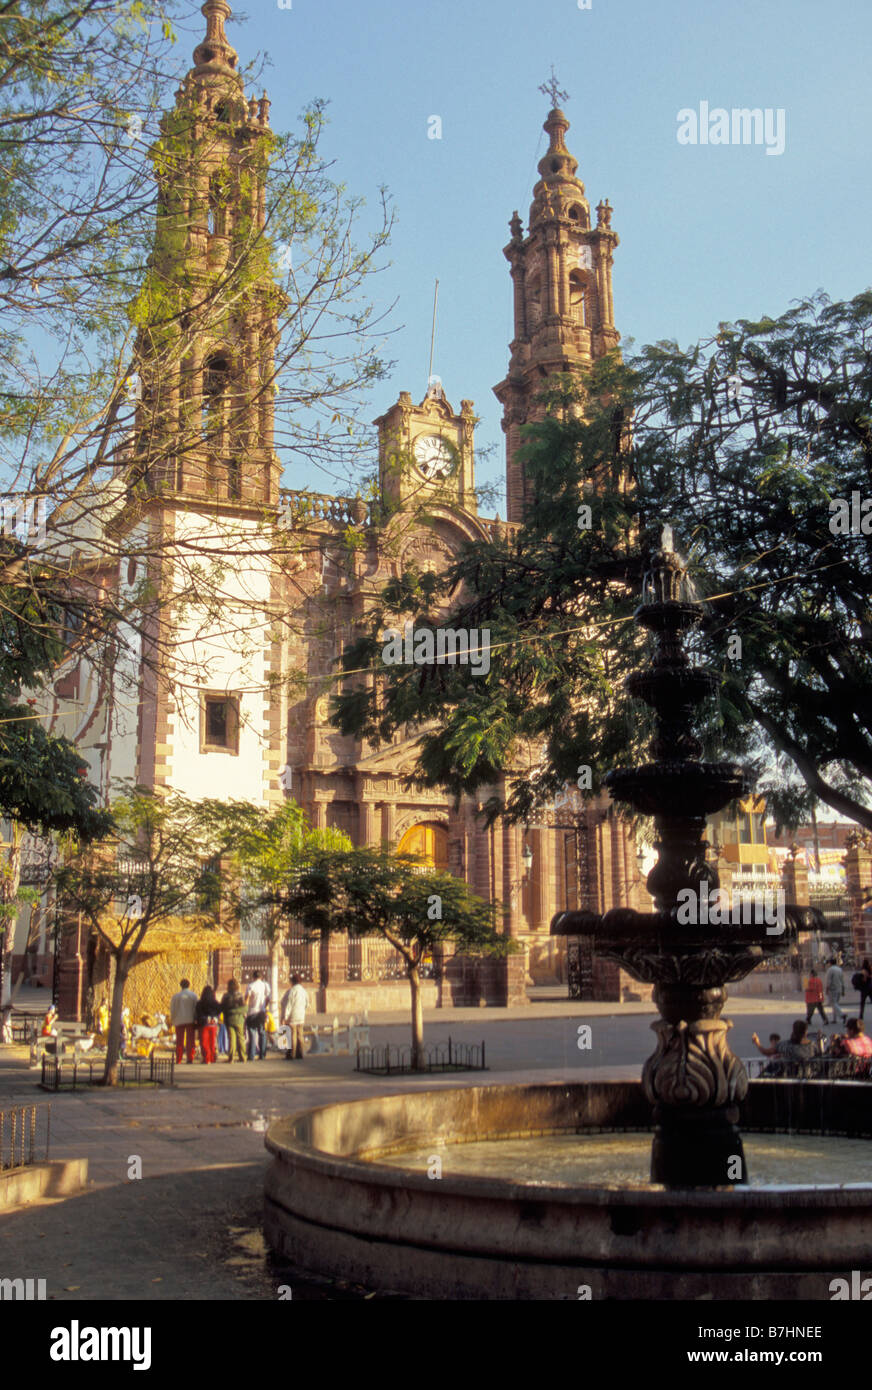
top-left (551, 541), bottom-right (809, 1187)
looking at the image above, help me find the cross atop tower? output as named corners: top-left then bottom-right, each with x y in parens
top-left (538, 66), bottom-right (569, 111)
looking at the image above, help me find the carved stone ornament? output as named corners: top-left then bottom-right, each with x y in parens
top-left (643, 1017), bottom-right (748, 1110)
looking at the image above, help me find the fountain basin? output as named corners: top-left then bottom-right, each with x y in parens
top-left (263, 1080), bottom-right (872, 1300)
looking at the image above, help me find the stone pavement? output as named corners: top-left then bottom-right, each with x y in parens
top-left (0, 994), bottom-right (862, 1301)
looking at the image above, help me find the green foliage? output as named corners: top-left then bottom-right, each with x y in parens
top-left (334, 292), bottom-right (872, 831)
top-left (281, 846), bottom-right (510, 962)
top-left (54, 785), bottom-right (229, 953)
top-left (196, 799), bottom-right (351, 944)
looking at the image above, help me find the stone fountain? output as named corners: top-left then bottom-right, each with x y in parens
top-left (262, 534), bottom-right (872, 1300)
top-left (552, 532), bottom-right (810, 1187)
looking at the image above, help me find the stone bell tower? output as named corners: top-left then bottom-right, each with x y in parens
top-left (132, 0), bottom-right (282, 510)
top-left (494, 85), bottom-right (620, 524)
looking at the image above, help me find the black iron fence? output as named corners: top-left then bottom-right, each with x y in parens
top-left (355, 1038), bottom-right (486, 1075)
top-left (40, 1055), bottom-right (175, 1090)
top-left (0, 1103), bottom-right (50, 1170)
top-left (9, 1014), bottom-right (38, 1045)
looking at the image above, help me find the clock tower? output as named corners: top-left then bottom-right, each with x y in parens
top-left (374, 381), bottom-right (477, 512)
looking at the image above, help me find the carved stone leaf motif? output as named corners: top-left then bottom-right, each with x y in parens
top-left (643, 1019), bottom-right (749, 1109)
top-left (594, 942), bottom-right (766, 988)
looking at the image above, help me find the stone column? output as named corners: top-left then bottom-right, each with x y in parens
top-left (546, 239), bottom-right (560, 319)
top-left (780, 845), bottom-right (810, 907)
top-left (381, 802), bottom-right (396, 847)
top-left (844, 832), bottom-right (872, 960)
top-left (359, 801), bottom-right (376, 848)
top-left (55, 910), bottom-right (86, 1022)
top-left (532, 827), bottom-right (552, 929)
top-left (503, 821), bottom-right (523, 937)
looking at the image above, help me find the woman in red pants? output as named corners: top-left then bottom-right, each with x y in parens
top-left (195, 984), bottom-right (221, 1063)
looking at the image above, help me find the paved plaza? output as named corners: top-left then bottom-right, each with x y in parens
top-left (0, 992), bottom-right (861, 1301)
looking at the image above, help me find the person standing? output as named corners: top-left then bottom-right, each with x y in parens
top-left (244, 973), bottom-right (271, 1061)
top-left (220, 978), bottom-right (247, 1063)
top-left (283, 974), bottom-right (309, 1060)
top-left (804, 969), bottom-right (827, 1026)
top-left (170, 978), bottom-right (199, 1064)
top-left (825, 958), bottom-right (846, 1026)
top-left (196, 984), bottom-right (221, 1064)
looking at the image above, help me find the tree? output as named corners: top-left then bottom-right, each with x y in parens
top-left (197, 799), bottom-right (351, 1005)
top-left (53, 785), bottom-right (232, 1083)
top-left (332, 292), bottom-right (872, 833)
top-left (1, 2), bottom-right (394, 761)
top-left (280, 847), bottom-right (513, 1069)
top-left (0, 572), bottom-right (113, 1005)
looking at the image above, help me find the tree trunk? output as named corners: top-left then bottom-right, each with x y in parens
top-left (103, 957), bottom-right (129, 1086)
top-left (269, 937), bottom-right (280, 1018)
top-left (0, 824), bottom-right (24, 1009)
top-left (409, 963), bottom-right (425, 1071)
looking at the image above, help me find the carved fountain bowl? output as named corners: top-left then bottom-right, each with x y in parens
top-left (605, 761), bottom-right (749, 817)
top-left (264, 1079), bottom-right (872, 1301)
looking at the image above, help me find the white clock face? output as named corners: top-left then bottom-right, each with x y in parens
top-left (414, 434), bottom-right (454, 479)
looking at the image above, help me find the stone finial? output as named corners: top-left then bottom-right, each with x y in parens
top-left (192, 0), bottom-right (239, 73)
top-left (258, 92), bottom-right (271, 125)
top-left (596, 198), bottom-right (613, 228)
top-left (509, 210), bottom-right (523, 241)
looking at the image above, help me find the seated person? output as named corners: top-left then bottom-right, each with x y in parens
top-left (750, 1031), bottom-right (784, 1076)
top-left (831, 1018), bottom-right (872, 1073)
top-left (754, 1020), bottom-right (817, 1073)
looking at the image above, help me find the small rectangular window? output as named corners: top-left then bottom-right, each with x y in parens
top-left (200, 692), bottom-right (240, 754)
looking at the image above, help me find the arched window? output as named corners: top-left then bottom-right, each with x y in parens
top-left (527, 274), bottom-right (542, 329)
top-left (202, 353), bottom-right (230, 440)
top-left (207, 173), bottom-right (225, 238)
top-left (568, 271), bottom-right (586, 327)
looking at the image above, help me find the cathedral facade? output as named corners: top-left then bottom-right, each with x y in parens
top-left (45, 1), bottom-right (644, 1018)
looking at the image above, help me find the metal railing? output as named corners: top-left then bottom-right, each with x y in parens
top-left (40, 1055), bottom-right (175, 1090)
top-left (346, 937), bottom-right (409, 982)
top-left (356, 1038), bottom-right (486, 1075)
top-left (0, 1104), bottom-right (50, 1170)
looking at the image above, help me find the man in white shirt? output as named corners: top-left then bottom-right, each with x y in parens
top-left (283, 974), bottom-right (309, 1060)
top-left (825, 960), bottom-right (846, 1026)
top-left (244, 973), bottom-right (271, 1060)
top-left (169, 978), bottom-right (199, 1064)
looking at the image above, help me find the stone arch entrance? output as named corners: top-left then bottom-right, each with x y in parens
top-left (397, 821), bottom-right (448, 870)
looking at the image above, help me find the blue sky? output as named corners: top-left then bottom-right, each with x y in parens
top-left (205, 0), bottom-right (872, 505)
